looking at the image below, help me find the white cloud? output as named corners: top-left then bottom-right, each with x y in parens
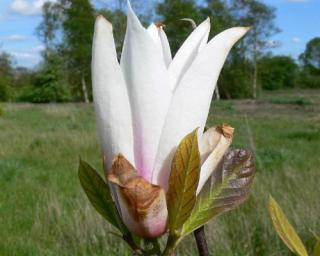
top-left (8, 45), bottom-right (44, 67)
top-left (10, 0), bottom-right (57, 16)
top-left (11, 51), bottom-right (38, 59)
top-left (30, 45), bottom-right (45, 52)
top-left (266, 40), bottom-right (281, 48)
top-left (11, 50), bottom-right (41, 67)
top-left (292, 37), bottom-right (301, 43)
top-left (0, 34), bottom-right (27, 42)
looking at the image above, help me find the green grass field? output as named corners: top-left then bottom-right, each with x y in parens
top-left (1, 90), bottom-right (319, 255)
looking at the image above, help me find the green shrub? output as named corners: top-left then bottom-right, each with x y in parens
top-left (0, 76), bottom-right (10, 101)
top-left (20, 82), bottom-right (71, 103)
top-left (259, 55), bottom-right (298, 90)
top-left (0, 104), bottom-right (4, 116)
top-left (220, 62), bottom-right (253, 99)
top-left (19, 60), bottom-right (71, 103)
top-left (298, 71), bottom-right (320, 88)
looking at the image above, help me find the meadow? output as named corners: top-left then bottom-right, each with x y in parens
top-left (0, 89), bottom-right (319, 256)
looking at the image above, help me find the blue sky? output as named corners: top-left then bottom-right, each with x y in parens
top-left (0, 0), bottom-right (319, 68)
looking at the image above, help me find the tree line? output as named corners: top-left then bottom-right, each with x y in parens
top-left (0, 0), bottom-right (319, 103)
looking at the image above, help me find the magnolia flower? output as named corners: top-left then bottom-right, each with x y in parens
top-left (92, 2), bottom-right (249, 238)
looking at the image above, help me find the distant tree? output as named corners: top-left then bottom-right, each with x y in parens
top-left (230, 0), bottom-right (279, 98)
top-left (36, 2), bottom-right (62, 53)
top-left (201, 0), bottom-right (233, 36)
top-left (37, 0), bottom-right (95, 102)
top-left (61, 0), bottom-right (95, 102)
top-left (157, 0), bottom-right (201, 55)
top-left (299, 37), bottom-right (320, 70)
top-left (298, 37), bottom-right (320, 88)
top-left (0, 52), bottom-right (13, 101)
top-left (259, 55), bottom-right (298, 90)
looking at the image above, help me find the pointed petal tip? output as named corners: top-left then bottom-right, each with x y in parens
top-left (214, 26), bottom-right (251, 46)
top-left (126, 0), bottom-right (144, 30)
top-left (96, 14), bottom-right (105, 21)
top-left (127, 0), bottom-right (134, 13)
top-left (238, 26), bottom-right (252, 34)
top-left (127, 0), bottom-right (131, 8)
top-left (238, 26), bottom-right (251, 38)
top-left (197, 17), bottom-right (210, 28)
top-left (95, 15), bottom-right (112, 31)
top-left (195, 17), bottom-right (210, 33)
top-left (126, 0), bottom-right (134, 18)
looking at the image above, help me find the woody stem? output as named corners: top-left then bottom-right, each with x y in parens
top-left (194, 226), bottom-right (209, 256)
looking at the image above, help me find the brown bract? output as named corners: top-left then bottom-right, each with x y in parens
top-left (216, 124), bottom-right (234, 139)
top-left (108, 154), bottom-right (168, 237)
top-left (155, 22), bottom-right (166, 29)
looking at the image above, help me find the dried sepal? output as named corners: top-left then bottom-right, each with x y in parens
top-left (108, 154), bottom-right (168, 238)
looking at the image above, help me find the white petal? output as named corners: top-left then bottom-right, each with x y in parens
top-left (147, 23), bottom-right (160, 43)
top-left (198, 127), bottom-right (221, 164)
top-left (120, 2), bottom-right (172, 181)
top-left (198, 25), bottom-right (210, 52)
top-left (92, 16), bottom-right (134, 169)
top-left (196, 126), bottom-right (233, 194)
top-left (152, 27), bottom-right (250, 189)
top-left (168, 18), bottom-right (210, 91)
top-left (159, 27), bottom-right (172, 67)
top-left (147, 23), bottom-right (172, 68)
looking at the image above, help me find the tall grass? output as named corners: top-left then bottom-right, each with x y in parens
top-left (1, 92), bottom-right (319, 255)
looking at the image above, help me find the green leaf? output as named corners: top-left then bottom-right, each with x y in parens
top-left (313, 239), bottom-right (320, 256)
top-left (314, 239), bottom-right (320, 256)
top-left (181, 148), bottom-right (255, 236)
top-left (167, 128), bottom-right (201, 233)
top-left (78, 159), bottom-right (127, 234)
top-left (268, 196), bottom-right (308, 256)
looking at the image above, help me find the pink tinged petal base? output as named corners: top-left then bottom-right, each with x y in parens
top-left (92, 16), bottom-right (134, 170)
top-left (152, 27), bottom-right (250, 190)
top-left (117, 191), bottom-right (168, 237)
top-left (121, 2), bottom-right (172, 182)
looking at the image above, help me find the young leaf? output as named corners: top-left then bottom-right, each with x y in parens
top-left (268, 196), bottom-right (308, 256)
top-left (314, 239), bottom-right (320, 256)
top-left (78, 159), bottom-right (127, 234)
top-left (167, 129), bottom-right (201, 233)
top-left (181, 148), bottom-right (255, 236)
